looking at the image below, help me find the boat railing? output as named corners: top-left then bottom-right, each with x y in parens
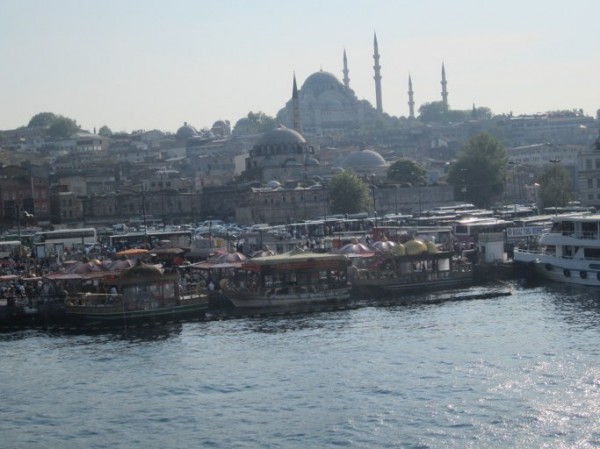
top-left (66, 292), bottom-right (123, 307)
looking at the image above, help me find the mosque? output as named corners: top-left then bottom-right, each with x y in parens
top-left (243, 33), bottom-right (448, 183)
top-left (275, 33), bottom-right (449, 137)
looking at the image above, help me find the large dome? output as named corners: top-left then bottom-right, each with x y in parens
top-left (258, 125), bottom-right (306, 146)
top-left (302, 70), bottom-right (344, 96)
top-left (341, 149), bottom-right (388, 169)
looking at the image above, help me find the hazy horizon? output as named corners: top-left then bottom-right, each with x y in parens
top-left (1, 0), bottom-right (599, 134)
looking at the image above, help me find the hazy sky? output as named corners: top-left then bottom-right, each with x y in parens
top-left (1, 0), bottom-right (599, 134)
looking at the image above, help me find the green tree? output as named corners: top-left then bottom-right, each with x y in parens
top-left (98, 125), bottom-right (112, 137)
top-left (247, 111), bottom-right (276, 133)
top-left (47, 116), bottom-right (80, 138)
top-left (27, 112), bottom-right (57, 128)
top-left (447, 133), bottom-right (508, 208)
top-left (538, 164), bottom-right (573, 209)
top-left (387, 159), bottom-right (427, 185)
top-left (418, 101), bottom-right (448, 123)
top-left (328, 171), bottom-right (370, 214)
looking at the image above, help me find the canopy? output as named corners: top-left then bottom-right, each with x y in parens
top-left (371, 240), bottom-right (397, 251)
top-left (115, 248), bottom-right (149, 257)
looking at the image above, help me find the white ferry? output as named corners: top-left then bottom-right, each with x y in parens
top-left (513, 213), bottom-right (600, 285)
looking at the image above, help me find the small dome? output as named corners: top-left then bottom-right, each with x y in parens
top-left (342, 149), bottom-right (388, 169)
top-left (405, 239), bottom-right (428, 256)
top-left (391, 243), bottom-right (406, 256)
top-left (258, 125), bottom-right (306, 146)
top-left (266, 180), bottom-right (281, 189)
top-left (426, 241), bottom-right (439, 254)
top-left (305, 157), bottom-right (320, 165)
top-left (176, 122), bottom-right (198, 140)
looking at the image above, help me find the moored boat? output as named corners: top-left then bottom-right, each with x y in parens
top-left (350, 238), bottom-right (473, 296)
top-left (513, 213), bottom-right (600, 285)
top-left (63, 262), bottom-right (209, 327)
top-left (216, 249), bottom-right (351, 309)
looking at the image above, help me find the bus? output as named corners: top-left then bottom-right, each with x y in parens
top-left (33, 228), bottom-right (98, 256)
top-left (108, 230), bottom-right (192, 251)
top-left (0, 240), bottom-right (22, 259)
top-left (452, 218), bottom-right (513, 243)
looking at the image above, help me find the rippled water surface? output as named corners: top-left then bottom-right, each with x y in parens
top-left (2, 281), bottom-right (600, 448)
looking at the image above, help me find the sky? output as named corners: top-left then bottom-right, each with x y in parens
top-left (1, 0), bottom-right (599, 134)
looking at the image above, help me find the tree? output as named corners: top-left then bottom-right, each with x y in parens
top-left (387, 159), bottom-right (426, 185)
top-left (47, 116), bottom-right (80, 138)
top-left (538, 164), bottom-right (573, 209)
top-left (27, 112), bottom-right (57, 128)
top-left (418, 101), bottom-right (448, 123)
top-left (446, 133), bottom-right (508, 208)
top-left (246, 111), bottom-right (276, 133)
top-left (327, 171), bottom-right (370, 214)
top-left (98, 125), bottom-right (112, 137)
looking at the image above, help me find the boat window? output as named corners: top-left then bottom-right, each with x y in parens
top-left (584, 248), bottom-right (600, 260)
top-left (581, 222), bottom-right (598, 239)
top-left (561, 221), bottom-right (575, 236)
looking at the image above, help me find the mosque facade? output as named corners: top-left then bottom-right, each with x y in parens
top-left (276, 33), bottom-right (449, 138)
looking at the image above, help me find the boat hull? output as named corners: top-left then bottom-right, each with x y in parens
top-left (224, 287), bottom-right (351, 309)
top-left (352, 271), bottom-right (473, 296)
top-left (514, 250), bottom-right (600, 286)
top-left (65, 297), bottom-right (209, 327)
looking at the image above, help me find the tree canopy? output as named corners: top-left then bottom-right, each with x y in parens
top-left (446, 133), bottom-right (508, 208)
top-left (27, 112), bottom-right (80, 138)
top-left (246, 111), bottom-right (276, 133)
top-left (327, 171), bottom-right (370, 215)
top-left (47, 116), bottom-right (80, 138)
top-left (538, 164), bottom-right (573, 209)
top-left (27, 112), bottom-right (58, 128)
top-left (98, 125), bottom-right (113, 137)
top-left (387, 159), bottom-right (427, 185)
top-left (418, 102), bottom-right (493, 123)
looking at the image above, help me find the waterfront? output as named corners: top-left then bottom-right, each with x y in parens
top-left (2, 280), bottom-right (600, 448)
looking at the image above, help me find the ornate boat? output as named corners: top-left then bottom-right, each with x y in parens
top-left (350, 239), bottom-right (473, 296)
top-left (64, 262), bottom-right (209, 326)
top-left (217, 249), bottom-right (351, 309)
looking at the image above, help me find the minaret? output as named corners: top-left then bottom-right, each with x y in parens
top-left (408, 75), bottom-right (415, 119)
top-left (441, 62), bottom-right (448, 109)
top-left (373, 33), bottom-right (383, 114)
top-left (292, 72), bottom-right (302, 133)
top-left (342, 49), bottom-right (350, 91)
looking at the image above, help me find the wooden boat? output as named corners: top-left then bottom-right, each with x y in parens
top-left (217, 249), bottom-right (351, 309)
top-left (64, 262), bottom-right (209, 326)
top-left (350, 239), bottom-right (473, 296)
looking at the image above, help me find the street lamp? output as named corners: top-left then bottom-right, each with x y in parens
top-left (549, 158), bottom-right (562, 214)
top-left (508, 161), bottom-right (520, 214)
top-left (370, 181), bottom-right (378, 228)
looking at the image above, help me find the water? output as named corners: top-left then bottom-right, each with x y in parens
top-left (2, 281), bottom-right (600, 448)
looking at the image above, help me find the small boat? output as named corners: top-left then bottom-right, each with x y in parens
top-left (350, 239), bottom-right (473, 296)
top-left (217, 249), bottom-right (351, 309)
top-left (64, 262), bottom-right (209, 327)
top-left (513, 212), bottom-right (600, 285)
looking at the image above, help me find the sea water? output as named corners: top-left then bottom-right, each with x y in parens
top-left (1, 280), bottom-right (600, 448)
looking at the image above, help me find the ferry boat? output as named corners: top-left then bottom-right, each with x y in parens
top-left (513, 213), bottom-right (600, 285)
top-left (350, 239), bottom-right (473, 296)
top-left (63, 261), bottom-right (209, 326)
top-left (217, 249), bottom-right (351, 309)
